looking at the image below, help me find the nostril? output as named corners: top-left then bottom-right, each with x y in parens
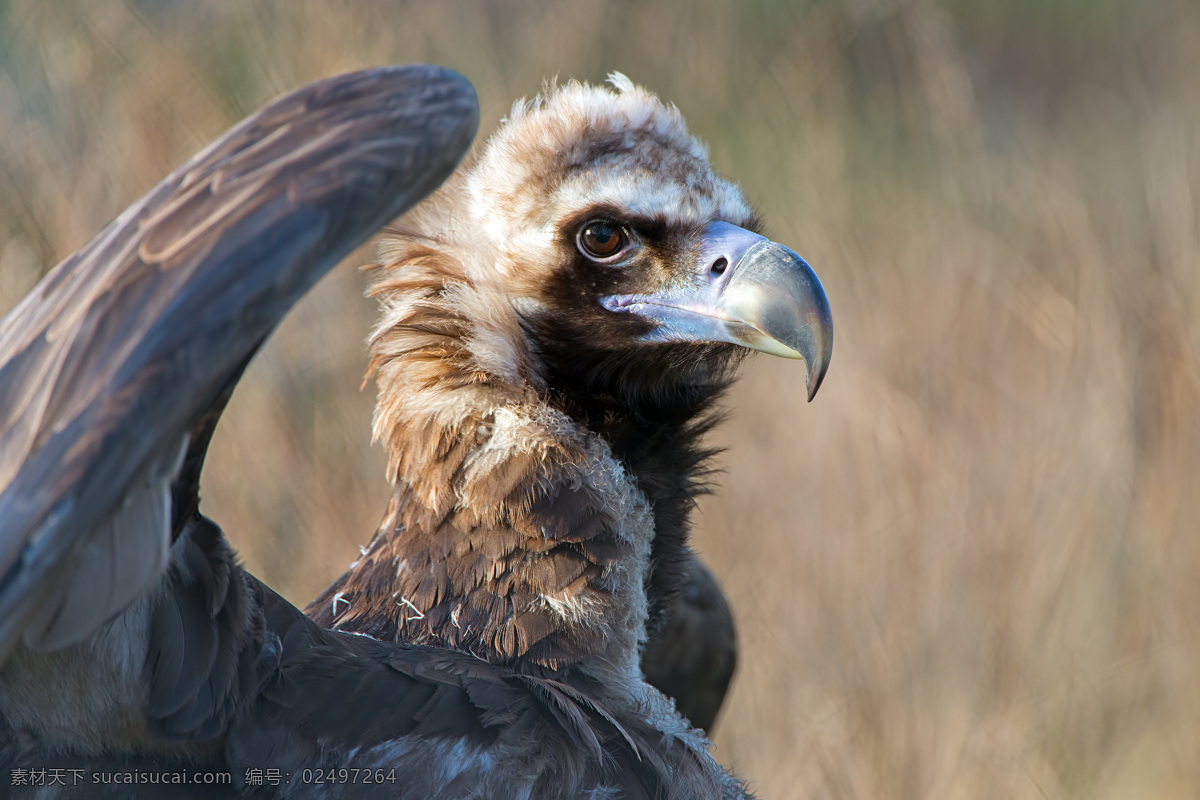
top-left (710, 257), bottom-right (728, 278)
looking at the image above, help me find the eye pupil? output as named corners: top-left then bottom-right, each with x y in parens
top-left (578, 221), bottom-right (627, 259)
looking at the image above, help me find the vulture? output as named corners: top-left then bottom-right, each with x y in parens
top-left (0, 64), bottom-right (831, 799)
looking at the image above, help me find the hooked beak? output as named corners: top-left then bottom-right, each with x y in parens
top-left (601, 221), bottom-right (833, 400)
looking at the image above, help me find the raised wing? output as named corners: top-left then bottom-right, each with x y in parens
top-left (0, 64), bottom-right (479, 660)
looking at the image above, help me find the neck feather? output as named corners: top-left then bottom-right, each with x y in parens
top-left (311, 257), bottom-right (652, 680)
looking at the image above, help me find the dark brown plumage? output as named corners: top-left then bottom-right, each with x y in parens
top-left (304, 75), bottom-right (829, 738)
top-left (0, 67), bottom-right (830, 799)
top-left (641, 560), bottom-right (737, 734)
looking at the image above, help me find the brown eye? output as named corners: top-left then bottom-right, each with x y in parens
top-left (577, 221), bottom-right (629, 261)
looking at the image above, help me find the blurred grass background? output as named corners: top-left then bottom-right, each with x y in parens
top-left (2, 0), bottom-right (1198, 797)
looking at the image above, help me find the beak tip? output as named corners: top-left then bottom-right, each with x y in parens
top-left (802, 332), bottom-right (832, 402)
top-left (805, 367), bottom-right (825, 402)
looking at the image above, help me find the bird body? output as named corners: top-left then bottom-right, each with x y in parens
top-left (310, 74), bottom-right (827, 674)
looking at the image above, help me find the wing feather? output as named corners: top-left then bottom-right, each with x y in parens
top-left (0, 65), bottom-right (479, 660)
top-left (21, 465), bottom-right (172, 652)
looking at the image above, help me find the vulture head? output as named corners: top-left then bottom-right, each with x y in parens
top-left (376, 73), bottom-right (829, 400)
top-left (315, 74), bottom-right (831, 685)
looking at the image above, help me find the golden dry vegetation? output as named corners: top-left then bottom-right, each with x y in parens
top-left (1, 1), bottom-right (1198, 797)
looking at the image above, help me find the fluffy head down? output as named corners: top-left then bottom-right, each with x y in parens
top-left (463, 74), bottom-right (752, 272)
top-left (378, 74), bottom-right (758, 386)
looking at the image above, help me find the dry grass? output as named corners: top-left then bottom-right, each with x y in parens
top-left (2, 1), bottom-right (1199, 797)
